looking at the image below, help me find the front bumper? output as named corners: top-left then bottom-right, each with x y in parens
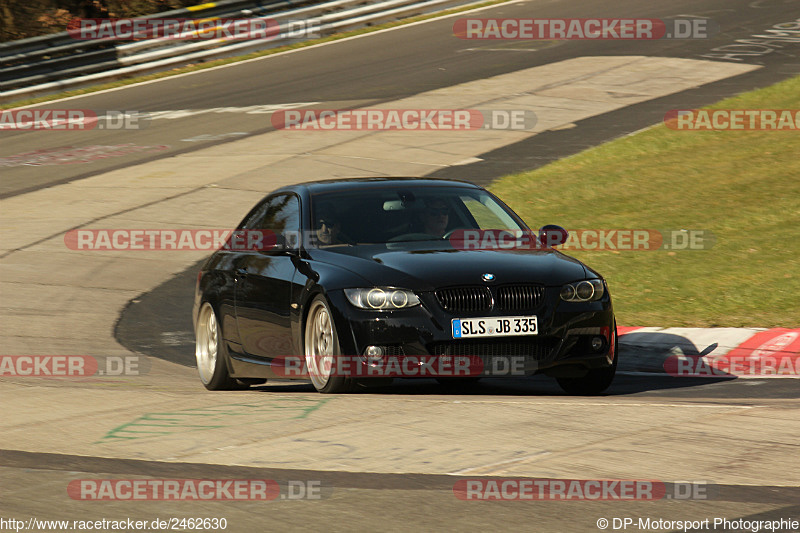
top-left (326, 287), bottom-right (615, 378)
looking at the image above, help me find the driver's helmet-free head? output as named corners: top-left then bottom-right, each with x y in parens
top-left (314, 204), bottom-right (342, 245)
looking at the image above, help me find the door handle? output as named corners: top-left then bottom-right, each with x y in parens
top-left (235, 268), bottom-right (248, 276)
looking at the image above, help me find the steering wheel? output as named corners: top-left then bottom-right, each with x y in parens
top-left (337, 232), bottom-right (356, 245)
top-left (442, 228), bottom-right (470, 240)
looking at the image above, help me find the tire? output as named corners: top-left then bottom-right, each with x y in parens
top-left (304, 295), bottom-right (351, 393)
top-left (556, 325), bottom-right (618, 395)
top-left (195, 302), bottom-right (248, 391)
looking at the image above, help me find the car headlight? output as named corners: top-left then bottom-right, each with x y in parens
top-left (344, 288), bottom-right (421, 310)
top-left (560, 279), bottom-right (605, 302)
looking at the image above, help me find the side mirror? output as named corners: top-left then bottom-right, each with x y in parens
top-left (538, 225), bottom-right (568, 247)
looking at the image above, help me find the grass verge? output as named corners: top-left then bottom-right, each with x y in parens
top-left (490, 75), bottom-right (800, 327)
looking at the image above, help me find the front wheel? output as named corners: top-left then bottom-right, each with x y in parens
top-left (304, 295), bottom-right (351, 393)
top-left (195, 302), bottom-right (247, 390)
top-left (556, 326), bottom-right (618, 395)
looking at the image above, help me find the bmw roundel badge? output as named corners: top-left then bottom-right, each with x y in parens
top-left (482, 273), bottom-right (496, 282)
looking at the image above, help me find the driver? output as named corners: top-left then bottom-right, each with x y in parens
top-left (315, 205), bottom-right (348, 245)
top-left (421, 198), bottom-right (450, 237)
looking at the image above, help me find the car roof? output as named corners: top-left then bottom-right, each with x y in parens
top-left (272, 177), bottom-right (483, 195)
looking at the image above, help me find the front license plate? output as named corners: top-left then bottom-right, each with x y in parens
top-left (452, 316), bottom-right (538, 338)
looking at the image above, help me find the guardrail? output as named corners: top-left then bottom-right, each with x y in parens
top-left (0, 0), bottom-right (273, 68)
top-left (0, 0), bottom-right (305, 90)
top-left (0, 0), bottom-right (313, 94)
top-left (0, 0), bottom-right (481, 104)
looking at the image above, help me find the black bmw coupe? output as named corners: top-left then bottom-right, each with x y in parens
top-left (193, 178), bottom-right (617, 394)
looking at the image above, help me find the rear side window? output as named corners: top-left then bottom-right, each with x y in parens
top-left (242, 194), bottom-right (300, 235)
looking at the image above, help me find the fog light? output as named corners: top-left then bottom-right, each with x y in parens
top-left (364, 345), bottom-right (384, 363)
top-left (591, 336), bottom-right (605, 352)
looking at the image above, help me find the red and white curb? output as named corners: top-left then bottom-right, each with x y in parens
top-left (617, 327), bottom-right (800, 378)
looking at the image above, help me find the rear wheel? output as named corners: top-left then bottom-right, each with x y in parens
top-left (195, 302), bottom-right (247, 391)
top-left (556, 325), bottom-right (618, 395)
top-left (304, 295), bottom-right (351, 393)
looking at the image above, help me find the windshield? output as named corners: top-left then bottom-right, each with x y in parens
top-left (309, 186), bottom-right (526, 246)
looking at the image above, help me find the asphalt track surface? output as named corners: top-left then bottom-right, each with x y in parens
top-left (2, 0), bottom-right (800, 197)
top-left (2, 448), bottom-right (799, 531)
top-left (2, 0), bottom-right (800, 531)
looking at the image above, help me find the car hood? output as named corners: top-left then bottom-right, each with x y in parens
top-left (307, 243), bottom-right (589, 290)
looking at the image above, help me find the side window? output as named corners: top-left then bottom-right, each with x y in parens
top-left (242, 194), bottom-right (301, 247)
top-left (462, 196), bottom-right (501, 228)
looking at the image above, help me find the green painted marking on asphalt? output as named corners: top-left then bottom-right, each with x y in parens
top-left (96, 398), bottom-right (331, 443)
